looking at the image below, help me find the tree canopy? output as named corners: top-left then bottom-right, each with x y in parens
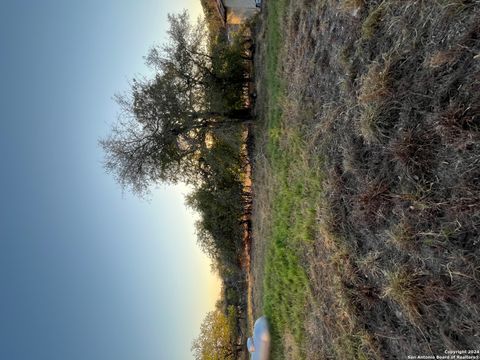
top-left (191, 309), bottom-right (241, 360)
top-left (100, 11), bottom-right (251, 194)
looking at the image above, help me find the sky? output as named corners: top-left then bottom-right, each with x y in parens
top-left (0, 1), bottom-right (221, 359)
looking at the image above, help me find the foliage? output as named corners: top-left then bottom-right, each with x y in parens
top-left (100, 11), bottom-right (252, 195)
top-left (199, 0), bottom-right (225, 36)
top-left (191, 310), bottom-right (240, 360)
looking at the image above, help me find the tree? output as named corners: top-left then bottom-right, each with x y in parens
top-left (187, 185), bottom-right (242, 264)
top-left (191, 310), bottom-right (242, 360)
top-left (101, 71), bottom-right (212, 192)
top-left (146, 12), bottom-right (249, 113)
top-left (100, 11), bottom-right (252, 194)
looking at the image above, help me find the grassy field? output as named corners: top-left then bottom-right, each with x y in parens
top-left (251, 0), bottom-right (480, 358)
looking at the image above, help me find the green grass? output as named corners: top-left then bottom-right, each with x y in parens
top-left (264, 0), bottom-right (286, 132)
top-left (258, 1), bottom-right (384, 357)
top-left (259, 1), bottom-right (323, 357)
top-left (262, 128), bottom-right (322, 358)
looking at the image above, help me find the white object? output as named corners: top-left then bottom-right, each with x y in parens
top-left (247, 316), bottom-right (270, 360)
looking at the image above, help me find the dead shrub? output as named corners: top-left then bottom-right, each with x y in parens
top-left (434, 103), bottom-right (480, 149)
top-left (438, 103), bottom-right (480, 132)
top-left (390, 128), bottom-right (438, 175)
top-left (354, 179), bottom-right (391, 225)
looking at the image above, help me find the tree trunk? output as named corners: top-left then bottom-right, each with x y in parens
top-left (224, 108), bottom-right (253, 121)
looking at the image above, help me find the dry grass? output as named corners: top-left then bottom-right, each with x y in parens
top-left (252, 0), bottom-right (480, 358)
top-left (387, 219), bottom-right (416, 250)
top-left (358, 60), bottom-right (392, 104)
top-left (357, 59), bottom-right (394, 143)
top-left (426, 50), bottom-right (458, 68)
top-left (339, 0), bottom-right (365, 16)
top-left (361, 2), bottom-right (387, 39)
top-left (249, 151), bottom-right (272, 321)
top-left (282, 332), bottom-right (301, 360)
top-left (383, 269), bottom-right (422, 324)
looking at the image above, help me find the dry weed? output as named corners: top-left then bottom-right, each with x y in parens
top-left (425, 50), bottom-right (458, 68)
top-left (383, 269), bottom-right (423, 325)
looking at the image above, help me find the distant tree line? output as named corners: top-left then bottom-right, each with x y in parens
top-left (100, 8), bottom-right (253, 359)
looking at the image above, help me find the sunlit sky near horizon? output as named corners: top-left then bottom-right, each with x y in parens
top-left (0, 1), bottom-right (221, 359)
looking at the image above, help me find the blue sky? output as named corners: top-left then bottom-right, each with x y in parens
top-left (0, 1), bottom-right (220, 359)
